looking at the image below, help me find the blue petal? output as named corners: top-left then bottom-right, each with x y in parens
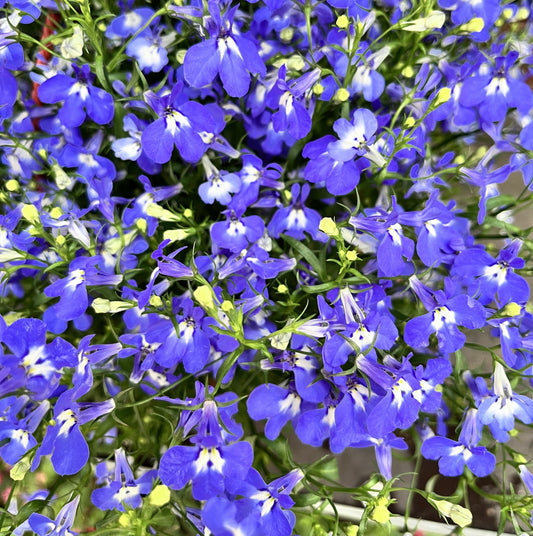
top-left (183, 39), bottom-right (220, 89)
top-left (51, 425), bottom-right (89, 475)
top-left (37, 74), bottom-right (75, 103)
top-left (86, 86), bottom-right (115, 124)
top-left (141, 118), bottom-right (175, 164)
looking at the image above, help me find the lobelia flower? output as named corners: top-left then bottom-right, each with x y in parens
top-left (247, 381), bottom-right (313, 440)
top-left (1, 317), bottom-right (77, 399)
top-left (267, 183), bottom-right (322, 241)
top-left (182, 0), bottom-right (266, 97)
top-left (141, 83), bottom-right (216, 164)
top-left (303, 134), bottom-right (363, 195)
top-left (32, 388), bottom-right (115, 475)
top-left (91, 447), bottom-right (157, 511)
top-left (0, 397), bottom-right (49, 465)
top-left (158, 437), bottom-right (254, 501)
top-left (105, 4), bottom-right (155, 39)
top-left (459, 52), bottom-right (532, 122)
top-left (210, 209), bottom-right (265, 253)
top-left (198, 156), bottom-right (242, 205)
top-left (350, 45), bottom-right (390, 102)
top-left (38, 63), bottom-right (114, 128)
top-left (238, 468), bottom-right (304, 536)
top-left (404, 276), bottom-right (486, 355)
top-left (350, 198), bottom-right (415, 277)
top-left (327, 108), bottom-right (386, 167)
top-left (111, 114), bottom-right (162, 175)
top-left (126, 28), bottom-right (173, 73)
top-left (421, 408), bottom-right (496, 477)
top-left (44, 255), bottom-right (122, 322)
top-left (460, 160), bottom-right (512, 225)
top-left (265, 65), bottom-right (321, 140)
top-left (477, 362), bottom-right (533, 442)
top-left (14, 496), bottom-right (80, 536)
top-left (322, 287), bottom-right (398, 369)
top-left (452, 240), bottom-right (529, 306)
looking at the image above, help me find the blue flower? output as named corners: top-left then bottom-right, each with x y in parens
top-left (477, 363), bottom-right (533, 442)
top-left (141, 84), bottom-right (216, 164)
top-left (183, 0), bottom-right (266, 97)
top-left (421, 409), bottom-right (496, 477)
top-left (38, 64), bottom-right (114, 128)
top-left (268, 183), bottom-right (322, 241)
top-left (159, 440), bottom-right (253, 500)
top-left (452, 240), bottom-right (529, 306)
top-left (266, 65), bottom-right (321, 140)
top-left (404, 276), bottom-right (486, 355)
top-left (44, 256), bottom-right (122, 322)
top-left (210, 210), bottom-right (265, 253)
top-left (33, 389), bottom-right (115, 475)
top-left (92, 448), bottom-right (157, 511)
top-left (14, 496), bottom-right (80, 536)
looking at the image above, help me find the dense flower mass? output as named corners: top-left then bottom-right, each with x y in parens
top-left (2, 0), bottom-right (533, 534)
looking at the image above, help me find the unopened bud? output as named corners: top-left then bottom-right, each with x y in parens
top-left (336, 15), bottom-right (349, 29)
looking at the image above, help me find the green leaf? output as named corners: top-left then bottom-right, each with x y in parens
top-left (15, 500), bottom-right (54, 524)
top-left (282, 234), bottom-right (325, 280)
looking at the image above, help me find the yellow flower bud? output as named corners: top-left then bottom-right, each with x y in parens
top-left (404, 117), bottom-right (416, 128)
top-left (319, 217), bottom-right (340, 238)
top-left (346, 250), bottom-right (357, 261)
top-left (194, 285), bottom-right (215, 312)
top-left (21, 204), bottom-right (40, 224)
top-left (333, 88), bottom-right (350, 103)
top-left (401, 65), bottom-right (414, 78)
top-left (370, 497), bottom-right (391, 524)
top-left (435, 87), bottom-right (451, 106)
top-left (336, 15), bottom-right (349, 29)
top-left (148, 484), bottom-right (171, 506)
top-left (462, 17), bottom-right (484, 34)
top-left (501, 302), bottom-right (522, 317)
top-left (50, 207), bottom-right (63, 219)
top-left (280, 27), bottom-right (294, 43)
top-left (313, 83), bottom-right (324, 96)
top-left (5, 179), bottom-right (19, 192)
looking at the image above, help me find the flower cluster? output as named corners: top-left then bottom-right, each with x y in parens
top-left (2, 0), bottom-right (533, 534)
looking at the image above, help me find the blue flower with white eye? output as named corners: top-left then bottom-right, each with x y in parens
top-left (327, 108), bottom-right (384, 165)
top-left (247, 382), bottom-right (313, 440)
top-left (303, 134), bottom-right (362, 195)
top-left (459, 52), bottom-right (532, 122)
top-left (350, 45), bottom-right (390, 102)
top-left (126, 28), bottom-right (172, 73)
top-left (1, 317), bottom-right (77, 399)
top-left (210, 209), bottom-right (265, 253)
top-left (266, 65), bottom-right (321, 140)
top-left (141, 83), bottom-right (216, 164)
top-left (404, 276), bottom-right (486, 355)
top-left (452, 240), bottom-right (529, 306)
top-left (268, 183), bottom-right (322, 241)
top-left (112, 114), bottom-right (161, 175)
top-left (38, 64), bottom-right (114, 128)
top-left (0, 398), bottom-right (49, 465)
top-left (198, 158), bottom-right (242, 205)
top-left (183, 0), bottom-right (266, 97)
top-left (105, 5), bottom-right (155, 39)
top-left (14, 496), bottom-right (80, 536)
top-left (32, 389), bottom-right (115, 475)
top-left (477, 363), bottom-right (533, 442)
top-left (237, 468), bottom-right (303, 536)
top-left (92, 448), bottom-right (156, 511)
top-left (421, 409), bottom-right (496, 477)
top-left (159, 439), bottom-right (253, 501)
top-left (44, 256), bottom-right (122, 322)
